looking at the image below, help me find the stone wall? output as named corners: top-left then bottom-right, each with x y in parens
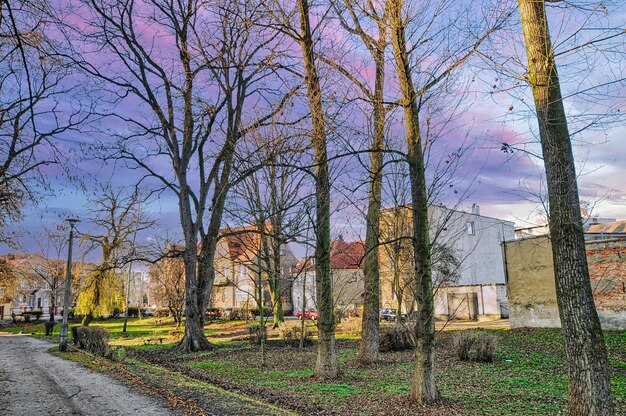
top-left (505, 236), bottom-right (626, 331)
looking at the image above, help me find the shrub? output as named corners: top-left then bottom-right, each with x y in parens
top-left (452, 331), bottom-right (474, 361)
top-left (280, 323), bottom-right (311, 347)
top-left (474, 332), bottom-right (496, 363)
top-left (126, 307), bottom-right (140, 318)
top-left (153, 308), bottom-right (170, 318)
top-left (44, 321), bottom-right (55, 336)
top-left (229, 308), bottom-right (254, 320)
top-left (111, 307), bottom-right (121, 318)
top-left (71, 325), bottom-right (80, 343)
top-left (23, 313), bottom-right (31, 323)
top-left (205, 308), bottom-right (223, 320)
top-left (250, 307), bottom-right (272, 317)
top-left (379, 325), bottom-right (414, 352)
top-left (451, 330), bottom-right (497, 362)
top-left (73, 326), bottom-right (112, 358)
top-left (248, 322), bottom-right (267, 345)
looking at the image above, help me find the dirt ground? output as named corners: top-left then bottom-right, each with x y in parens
top-left (0, 333), bottom-right (172, 416)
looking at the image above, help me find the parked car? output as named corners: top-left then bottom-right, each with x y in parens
top-left (296, 310), bottom-right (318, 320)
top-left (379, 308), bottom-right (396, 321)
top-left (142, 308), bottom-right (154, 317)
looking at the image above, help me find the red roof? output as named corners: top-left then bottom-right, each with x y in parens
top-left (329, 240), bottom-right (365, 270)
top-left (295, 239), bottom-right (365, 272)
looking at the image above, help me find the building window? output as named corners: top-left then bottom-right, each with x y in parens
top-left (466, 222), bottom-right (475, 235)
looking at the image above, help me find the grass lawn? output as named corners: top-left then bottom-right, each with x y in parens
top-left (4, 318), bottom-right (625, 415)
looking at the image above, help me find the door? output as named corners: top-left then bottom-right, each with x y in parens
top-left (447, 292), bottom-right (479, 320)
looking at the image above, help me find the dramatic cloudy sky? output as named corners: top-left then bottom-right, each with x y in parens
top-left (1, 1), bottom-right (624, 259)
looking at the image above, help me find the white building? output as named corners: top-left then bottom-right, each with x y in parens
top-left (380, 204), bottom-right (515, 320)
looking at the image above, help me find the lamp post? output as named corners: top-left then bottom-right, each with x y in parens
top-left (59, 218), bottom-right (79, 352)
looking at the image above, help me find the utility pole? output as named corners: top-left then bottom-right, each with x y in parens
top-left (59, 219), bottom-right (79, 352)
top-left (122, 262), bottom-right (133, 332)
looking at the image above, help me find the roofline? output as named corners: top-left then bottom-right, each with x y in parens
top-left (381, 204), bottom-right (516, 227)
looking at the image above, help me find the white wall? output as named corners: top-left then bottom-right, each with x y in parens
top-left (429, 206), bottom-right (515, 286)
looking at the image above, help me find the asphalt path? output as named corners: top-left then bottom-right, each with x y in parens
top-left (0, 333), bottom-right (171, 416)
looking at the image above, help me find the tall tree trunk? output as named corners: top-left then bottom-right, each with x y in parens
top-left (176, 183), bottom-right (212, 352)
top-left (297, 0), bottom-right (337, 379)
top-left (81, 313), bottom-right (93, 327)
top-left (389, 0), bottom-right (439, 403)
top-left (518, 2), bottom-right (614, 415)
top-left (358, 25), bottom-right (386, 366)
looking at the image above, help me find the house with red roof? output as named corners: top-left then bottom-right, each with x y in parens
top-left (291, 236), bottom-right (365, 315)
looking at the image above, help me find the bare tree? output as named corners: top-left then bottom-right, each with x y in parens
top-left (77, 185), bottom-right (152, 325)
top-left (295, 0), bottom-right (337, 379)
top-left (517, 1), bottom-right (614, 414)
top-left (322, 0), bottom-right (391, 365)
top-left (387, 0), bottom-right (508, 403)
top-left (261, 0), bottom-right (338, 378)
top-left (148, 244), bottom-right (185, 326)
top-left (230, 126), bottom-right (308, 328)
top-left (0, 0), bottom-right (87, 243)
top-left (58, 0), bottom-right (295, 351)
top-left (28, 228), bottom-right (71, 323)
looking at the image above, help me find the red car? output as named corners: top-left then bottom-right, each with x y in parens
top-left (296, 310), bottom-right (318, 320)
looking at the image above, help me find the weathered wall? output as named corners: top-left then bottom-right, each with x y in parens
top-left (434, 284), bottom-right (503, 319)
top-left (505, 236), bottom-right (626, 331)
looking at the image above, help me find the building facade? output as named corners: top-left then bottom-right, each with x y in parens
top-left (291, 238), bottom-right (365, 314)
top-left (211, 225), bottom-right (298, 313)
top-left (505, 235), bottom-right (626, 331)
top-left (379, 204), bottom-right (515, 320)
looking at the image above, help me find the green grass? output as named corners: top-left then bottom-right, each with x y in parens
top-left (177, 328), bottom-right (626, 415)
top-left (9, 318), bottom-right (624, 415)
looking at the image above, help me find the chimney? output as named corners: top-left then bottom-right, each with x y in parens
top-left (471, 203), bottom-right (480, 216)
top-left (338, 234), bottom-right (344, 241)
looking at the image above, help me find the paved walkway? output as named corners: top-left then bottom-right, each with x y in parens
top-left (0, 333), bottom-right (172, 416)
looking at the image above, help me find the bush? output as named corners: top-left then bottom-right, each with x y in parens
top-left (205, 308), bottom-right (223, 320)
top-left (379, 324), bottom-right (414, 352)
top-left (229, 308), bottom-right (254, 320)
top-left (153, 308), bottom-right (170, 318)
top-left (126, 307), bottom-right (140, 318)
top-left (23, 313), bottom-right (31, 323)
top-left (474, 333), bottom-right (496, 363)
top-left (280, 323), bottom-right (311, 347)
top-left (44, 321), bottom-right (55, 336)
top-left (250, 307), bottom-right (272, 317)
top-left (73, 326), bottom-right (112, 358)
top-left (248, 322), bottom-right (267, 345)
top-left (451, 330), bottom-right (497, 362)
top-left (111, 307), bottom-right (121, 318)
top-left (452, 331), bottom-right (474, 361)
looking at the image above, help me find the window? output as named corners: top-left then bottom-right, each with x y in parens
top-left (239, 264), bottom-right (246, 280)
top-left (236, 284), bottom-right (251, 302)
top-left (466, 222), bottom-right (475, 235)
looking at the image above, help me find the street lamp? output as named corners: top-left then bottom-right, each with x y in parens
top-left (59, 218), bottom-right (79, 352)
